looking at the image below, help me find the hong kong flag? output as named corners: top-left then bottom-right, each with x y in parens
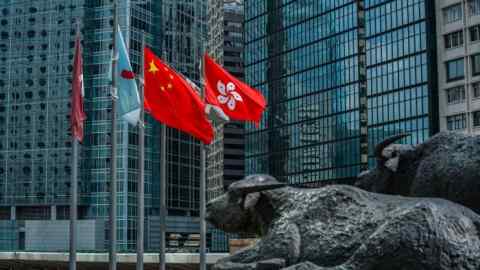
top-left (204, 54), bottom-right (266, 124)
top-left (144, 47), bottom-right (214, 144)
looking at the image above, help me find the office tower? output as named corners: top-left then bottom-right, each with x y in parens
top-left (205, 0), bottom-right (246, 252)
top-left (207, 0), bottom-right (245, 198)
top-left (82, 0), bottom-right (160, 251)
top-left (244, 0), bottom-right (368, 185)
top-left (0, 1), bottom-right (85, 214)
top-left (366, 0), bottom-right (438, 167)
top-left (220, 0), bottom-right (246, 191)
top-left (436, 0), bottom-right (480, 134)
top-left (244, 0), bottom-right (439, 185)
top-left (0, 0), bottom-right (159, 251)
top-left (159, 0), bottom-right (206, 245)
top-left (0, 0), bottom-right (218, 252)
top-left (206, 0), bottom-right (225, 204)
top-left (0, 0), bottom-right (103, 250)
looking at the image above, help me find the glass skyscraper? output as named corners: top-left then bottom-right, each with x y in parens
top-left (245, 0), bottom-right (368, 185)
top-left (365, 0), bottom-right (438, 166)
top-left (0, 0), bottom-right (222, 252)
top-left (82, 0), bottom-right (166, 251)
top-left (244, 0), bottom-right (438, 185)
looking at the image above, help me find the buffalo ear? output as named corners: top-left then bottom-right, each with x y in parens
top-left (357, 170), bottom-right (370, 179)
top-left (228, 174), bottom-right (286, 195)
top-left (243, 192), bottom-right (260, 210)
top-left (385, 156), bottom-right (400, 172)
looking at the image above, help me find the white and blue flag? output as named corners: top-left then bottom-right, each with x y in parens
top-left (116, 25), bottom-right (140, 126)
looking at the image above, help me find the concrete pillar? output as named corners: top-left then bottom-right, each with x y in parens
top-left (50, 205), bottom-right (56, 220)
top-left (10, 206), bottom-right (15, 220)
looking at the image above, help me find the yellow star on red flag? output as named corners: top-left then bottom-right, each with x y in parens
top-left (148, 60), bottom-right (159, 74)
top-left (143, 47), bottom-right (214, 144)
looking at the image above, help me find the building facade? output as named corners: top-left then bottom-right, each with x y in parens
top-left (0, 0), bottom-right (223, 252)
top-left (81, 0), bottom-right (160, 252)
top-left (206, 0), bottom-right (247, 252)
top-left (207, 0), bottom-right (245, 198)
top-left (436, 0), bottom-right (480, 134)
top-left (244, 0), bottom-right (368, 185)
top-left (244, 0), bottom-right (439, 185)
top-left (221, 1), bottom-right (246, 190)
top-left (365, 0), bottom-right (438, 166)
top-left (206, 0), bottom-right (226, 204)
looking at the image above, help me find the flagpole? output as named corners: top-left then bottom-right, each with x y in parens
top-left (69, 20), bottom-right (81, 270)
top-left (69, 138), bottom-right (78, 270)
top-left (199, 56), bottom-right (207, 270)
top-left (159, 50), bottom-right (167, 270)
top-left (159, 120), bottom-right (166, 270)
top-left (200, 140), bottom-right (206, 270)
top-left (109, 1), bottom-right (118, 270)
top-left (136, 31), bottom-right (146, 270)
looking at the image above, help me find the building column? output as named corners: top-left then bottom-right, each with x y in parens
top-left (357, 0), bottom-right (368, 171)
top-left (10, 206), bottom-right (15, 220)
top-left (50, 205), bottom-right (56, 220)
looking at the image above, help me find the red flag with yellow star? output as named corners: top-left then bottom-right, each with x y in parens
top-left (144, 47), bottom-right (214, 144)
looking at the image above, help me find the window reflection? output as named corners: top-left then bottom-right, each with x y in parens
top-left (245, 0), bottom-right (435, 183)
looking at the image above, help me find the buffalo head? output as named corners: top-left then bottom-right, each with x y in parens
top-left (356, 134), bottom-right (415, 193)
top-left (205, 174), bottom-right (286, 235)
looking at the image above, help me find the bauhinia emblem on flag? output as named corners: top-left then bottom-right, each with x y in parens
top-left (204, 54), bottom-right (266, 124)
top-left (70, 32), bottom-right (86, 142)
top-left (216, 80), bottom-right (243, 111)
top-left (144, 47), bottom-right (214, 144)
top-left (183, 76), bottom-right (230, 124)
top-left (116, 26), bottom-right (140, 126)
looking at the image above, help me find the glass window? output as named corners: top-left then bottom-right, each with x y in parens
top-left (472, 82), bottom-right (480, 98)
top-left (446, 86), bottom-right (466, 104)
top-left (473, 111), bottom-right (480, 127)
top-left (447, 114), bottom-right (467, 130)
top-left (444, 31), bottom-right (464, 49)
top-left (444, 4), bottom-right (463, 24)
top-left (470, 25), bottom-right (480, 42)
top-left (446, 58), bottom-right (465, 81)
top-left (469, 0), bottom-right (480, 16)
top-left (472, 54), bottom-right (480, 75)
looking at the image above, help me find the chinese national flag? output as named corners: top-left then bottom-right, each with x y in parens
top-left (204, 54), bottom-right (266, 124)
top-left (144, 47), bottom-right (214, 144)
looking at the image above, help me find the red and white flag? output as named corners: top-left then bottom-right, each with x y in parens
top-left (70, 32), bottom-right (86, 142)
top-left (204, 54), bottom-right (266, 124)
top-left (144, 47), bottom-right (214, 144)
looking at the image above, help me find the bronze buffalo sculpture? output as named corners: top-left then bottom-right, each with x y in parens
top-left (206, 175), bottom-right (480, 270)
top-left (355, 131), bottom-right (480, 213)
